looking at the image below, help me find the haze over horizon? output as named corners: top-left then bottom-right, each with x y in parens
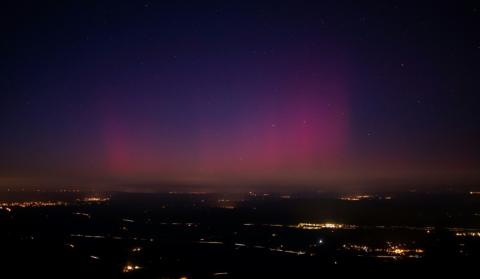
top-left (1, 1), bottom-right (479, 190)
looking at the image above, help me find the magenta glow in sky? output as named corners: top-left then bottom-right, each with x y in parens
top-left (1, 1), bottom-right (479, 189)
top-left (98, 60), bottom-right (350, 184)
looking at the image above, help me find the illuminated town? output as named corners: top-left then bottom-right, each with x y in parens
top-left (0, 190), bottom-right (479, 277)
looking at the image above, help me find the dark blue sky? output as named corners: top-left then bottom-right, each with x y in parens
top-left (1, 1), bottom-right (479, 190)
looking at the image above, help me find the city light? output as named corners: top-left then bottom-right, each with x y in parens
top-left (297, 222), bottom-right (357, 230)
top-left (340, 195), bottom-right (372, 201)
top-left (455, 232), bottom-right (480, 237)
top-left (81, 197), bottom-right (110, 202)
top-left (123, 264), bottom-right (142, 273)
top-left (0, 201), bottom-right (68, 208)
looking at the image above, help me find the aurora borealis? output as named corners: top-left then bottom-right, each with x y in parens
top-left (1, 1), bottom-right (479, 190)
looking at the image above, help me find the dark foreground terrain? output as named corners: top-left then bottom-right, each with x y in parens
top-left (1, 190), bottom-right (479, 278)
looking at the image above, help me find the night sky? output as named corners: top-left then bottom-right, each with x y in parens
top-left (1, 1), bottom-right (479, 190)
